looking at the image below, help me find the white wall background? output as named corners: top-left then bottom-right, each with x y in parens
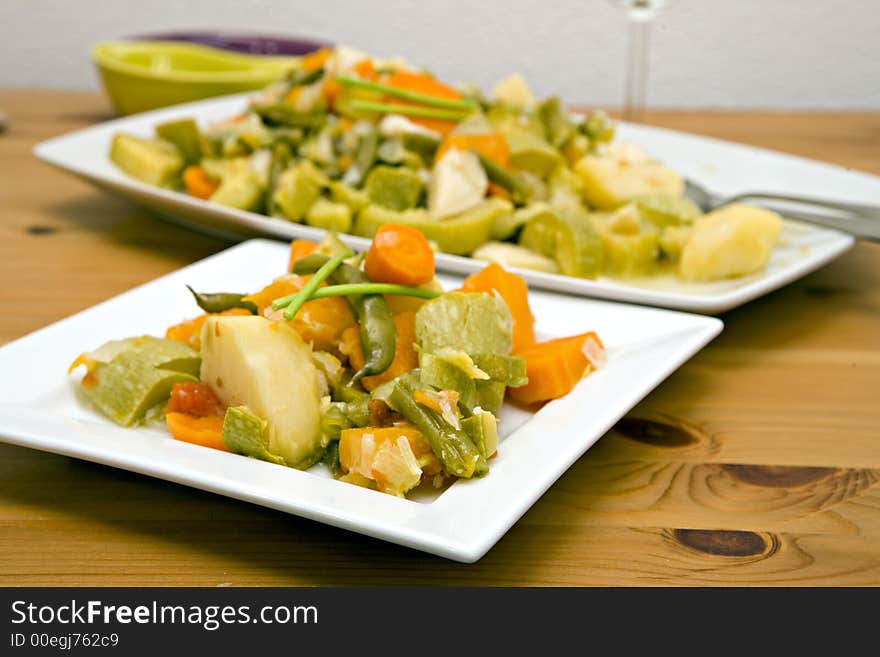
top-left (2, 0), bottom-right (878, 108)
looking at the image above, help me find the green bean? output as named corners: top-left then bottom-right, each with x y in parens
top-left (336, 75), bottom-right (479, 111)
top-left (346, 123), bottom-right (378, 187)
top-left (387, 373), bottom-right (487, 479)
top-left (186, 286), bottom-right (257, 315)
top-left (321, 440), bottom-right (342, 476)
top-left (472, 150), bottom-right (529, 203)
top-left (251, 102), bottom-right (325, 128)
top-left (293, 255), bottom-right (397, 384)
top-left (287, 66), bottom-right (325, 88)
top-left (272, 250), bottom-right (353, 320)
top-left (348, 100), bottom-right (472, 122)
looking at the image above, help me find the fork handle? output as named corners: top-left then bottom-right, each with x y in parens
top-left (726, 192), bottom-right (880, 219)
top-left (774, 208), bottom-right (880, 242)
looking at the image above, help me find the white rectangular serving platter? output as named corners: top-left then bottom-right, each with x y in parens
top-left (34, 93), bottom-right (874, 314)
top-left (0, 239), bottom-right (721, 562)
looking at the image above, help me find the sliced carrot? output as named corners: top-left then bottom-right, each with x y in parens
top-left (508, 332), bottom-right (605, 404)
top-left (364, 224), bottom-right (435, 286)
top-left (384, 70), bottom-right (463, 135)
top-left (285, 86), bottom-right (302, 105)
top-left (301, 47), bottom-right (332, 72)
top-left (338, 425), bottom-right (436, 478)
top-left (461, 263), bottom-right (535, 352)
top-left (244, 275), bottom-right (356, 353)
top-left (340, 311), bottom-right (419, 391)
top-left (436, 133), bottom-right (510, 169)
top-left (321, 77), bottom-right (342, 108)
top-left (288, 239), bottom-right (317, 271)
top-left (182, 166), bottom-right (219, 200)
top-left (165, 308), bottom-right (251, 349)
top-left (165, 382), bottom-right (225, 417)
top-left (166, 412), bottom-right (228, 452)
top-left (352, 58), bottom-right (377, 81)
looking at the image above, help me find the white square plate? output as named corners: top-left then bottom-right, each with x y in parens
top-left (34, 93), bottom-right (875, 314)
top-left (0, 239), bottom-right (721, 562)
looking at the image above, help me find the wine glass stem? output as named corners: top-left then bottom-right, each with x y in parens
top-left (624, 14), bottom-right (651, 122)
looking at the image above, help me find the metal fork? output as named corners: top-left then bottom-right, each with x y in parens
top-left (684, 179), bottom-right (880, 242)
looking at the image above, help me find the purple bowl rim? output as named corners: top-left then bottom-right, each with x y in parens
top-left (127, 31), bottom-right (331, 56)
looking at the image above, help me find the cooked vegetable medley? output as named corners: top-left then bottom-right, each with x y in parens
top-left (110, 45), bottom-right (782, 282)
top-left (69, 229), bottom-right (605, 497)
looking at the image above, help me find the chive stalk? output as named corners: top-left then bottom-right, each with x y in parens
top-left (336, 75), bottom-right (478, 111)
top-left (271, 250), bottom-right (353, 319)
top-left (309, 283), bottom-right (442, 300)
top-left (349, 100), bottom-right (472, 121)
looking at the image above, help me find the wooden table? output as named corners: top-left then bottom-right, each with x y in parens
top-left (1, 89), bottom-right (878, 586)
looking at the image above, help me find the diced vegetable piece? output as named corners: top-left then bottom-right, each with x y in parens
top-left (110, 133), bottom-right (184, 187)
top-left (491, 73), bottom-right (535, 109)
top-left (506, 129), bottom-right (562, 177)
top-left (415, 291), bottom-right (513, 356)
top-left (436, 133), bottom-right (510, 169)
top-left (165, 308), bottom-right (252, 350)
top-left (386, 373), bottom-right (487, 478)
top-left (305, 198), bottom-right (353, 233)
top-left (183, 166), bottom-right (220, 200)
top-left (370, 436), bottom-right (424, 496)
top-left (165, 381), bottom-right (224, 417)
top-left (633, 194), bottom-right (702, 227)
top-left (461, 263), bottom-right (535, 351)
top-left (288, 239), bottom-right (317, 271)
top-left (474, 381), bottom-right (507, 415)
top-left (461, 411), bottom-right (498, 459)
top-left (364, 165), bottom-right (423, 211)
top-left (354, 198), bottom-right (512, 255)
top-left (209, 169), bottom-right (263, 211)
top-left (428, 147), bottom-right (488, 219)
top-left (538, 96), bottom-right (576, 149)
top-left (490, 204), bottom-right (536, 241)
top-left (508, 332), bottom-right (604, 404)
top-left (471, 242), bottom-right (559, 274)
top-left (364, 224), bottom-right (436, 286)
top-left (592, 207), bottom-right (660, 277)
top-left (339, 424), bottom-right (439, 495)
top-left (574, 152), bottom-right (683, 210)
top-left (222, 406), bottom-right (286, 465)
top-left (679, 203), bottom-right (782, 281)
top-left (74, 337), bottom-right (201, 426)
top-left (471, 353), bottom-right (528, 387)
top-left (200, 316), bottom-right (323, 468)
top-left (273, 160), bottom-right (328, 221)
top-left (658, 225), bottom-right (693, 262)
top-left (166, 412), bottom-right (227, 451)
top-left (340, 311), bottom-right (418, 391)
top-left (328, 180), bottom-right (370, 212)
top-left (419, 351), bottom-right (480, 412)
top-left (519, 208), bottom-right (604, 278)
top-left (155, 118), bottom-right (203, 164)
top-left (384, 277), bottom-right (443, 314)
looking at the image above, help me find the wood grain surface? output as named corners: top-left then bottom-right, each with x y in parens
top-left (0, 89), bottom-right (878, 586)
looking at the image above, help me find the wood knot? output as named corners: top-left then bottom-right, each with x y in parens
top-left (613, 417), bottom-right (699, 447)
top-left (722, 464), bottom-right (836, 488)
top-left (27, 225), bottom-right (56, 235)
top-left (673, 529), bottom-right (773, 557)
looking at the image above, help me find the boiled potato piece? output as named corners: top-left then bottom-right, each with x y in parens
top-left (575, 153), bottom-right (683, 210)
top-left (679, 203), bottom-right (782, 281)
top-left (472, 241), bottom-right (559, 273)
top-left (200, 316), bottom-right (323, 468)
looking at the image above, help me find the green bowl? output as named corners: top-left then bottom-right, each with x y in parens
top-left (92, 41), bottom-right (301, 115)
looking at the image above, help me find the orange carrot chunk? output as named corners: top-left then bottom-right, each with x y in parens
top-left (182, 166), bottom-right (219, 200)
top-left (165, 381), bottom-right (225, 417)
top-left (288, 239), bottom-right (317, 271)
top-left (166, 412), bottom-right (228, 452)
top-left (436, 133), bottom-right (510, 169)
top-left (461, 263), bottom-right (535, 352)
top-left (508, 332), bottom-right (605, 405)
top-left (384, 70), bottom-right (463, 135)
top-left (364, 224), bottom-right (435, 286)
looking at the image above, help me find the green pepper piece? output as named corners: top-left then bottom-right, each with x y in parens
top-left (401, 132), bottom-right (441, 161)
top-left (387, 373), bottom-right (488, 479)
top-left (474, 151), bottom-right (529, 203)
top-left (364, 165), bottom-right (423, 211)
top-left (155, 118), bottom-right (203, 165)
top-left (222, 406), bottom-right (286, 466)
top-left (538, 96), bottom-right (576, 149)
top-left (293, 256), bottom-right (397, 383)
top-left (186, 286), bottom-right (257, 315)
top-left (322, 440), bottom-right (342, 476)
